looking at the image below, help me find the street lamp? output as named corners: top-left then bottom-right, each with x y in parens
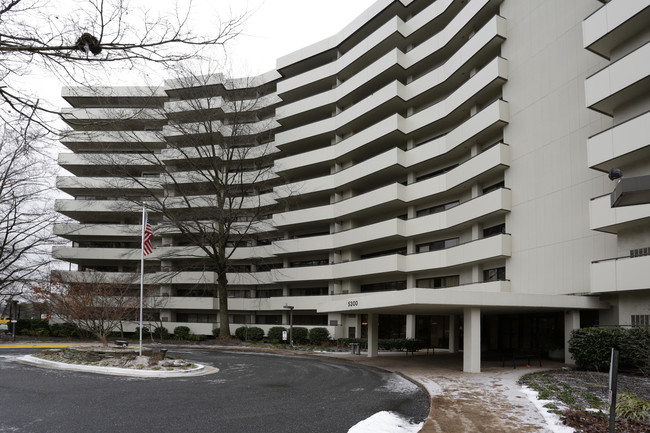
top-left (283, 304), bottom-right (294, 348)
top-left (10, 299), bottom-right (18, 342)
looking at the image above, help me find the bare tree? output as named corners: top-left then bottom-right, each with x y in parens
top-left (34, 271), bottom-right (146, 345)
top-left (0, 119), bottom-right (59, 303)
top-left (0, 0), bottom-right (248, 131)
top-left (90, 69), bottom-right (283, 339)
top-left (34, 273), bottom-right (131, 345)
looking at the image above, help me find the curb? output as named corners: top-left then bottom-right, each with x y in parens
top-left (16, 355), bottom-right (219, 378)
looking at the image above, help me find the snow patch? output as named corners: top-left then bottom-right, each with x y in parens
top-left (414, 376), bottom-right (443, 397)
top-left (521, 386), bottom-right (575, 433)
top-left (347, 411), bottom-right (424, 433)
top-left (376, 375), bottom-right (420, 394)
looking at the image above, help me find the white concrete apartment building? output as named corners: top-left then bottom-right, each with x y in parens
top-left (53, 0), bottom-right (650, 372)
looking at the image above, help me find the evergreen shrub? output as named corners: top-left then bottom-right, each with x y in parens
top-left (568, 327), bottom-right (650, 372)
top-left (308, 327), bottom-right (330, 345)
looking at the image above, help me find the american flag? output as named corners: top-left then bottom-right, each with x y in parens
top-left (143, 214), bottom-right (153, 256)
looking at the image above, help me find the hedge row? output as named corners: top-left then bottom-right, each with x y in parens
top-left (233, 326), bottom-right (330, 344)
top-left (568, 327), bottom-right (650, 372)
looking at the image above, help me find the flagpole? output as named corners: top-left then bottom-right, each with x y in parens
top-left (139, 204), bottom-right (146, 356)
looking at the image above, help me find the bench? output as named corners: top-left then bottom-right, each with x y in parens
top-left (503, 349), bottom-right (542, 369)
top-left (114, 339), bottom-right (128, 348)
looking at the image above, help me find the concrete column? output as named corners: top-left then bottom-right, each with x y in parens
top-left (406, 314), bottom-right (416, 339)
top-left (463, 308), bottom-right (481, 373)
top-left (367, 313), bottom-right (379, 358)
top-left (448, 314), bottom-right (457, 353)
top-left (564, 310), bottom-right (580, 365)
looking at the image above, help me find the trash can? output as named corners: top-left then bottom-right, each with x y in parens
top-left (350, 342), bottom-right (360, 355)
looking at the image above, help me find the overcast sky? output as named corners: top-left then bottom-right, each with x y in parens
top-left (223, 0), bottom-right (378, 75)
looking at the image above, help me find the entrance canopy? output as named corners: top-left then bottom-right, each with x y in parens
top-left (316, 288), bottom-right (608, 315)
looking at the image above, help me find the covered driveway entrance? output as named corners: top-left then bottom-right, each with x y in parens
top-left (317, 288), bottom-right (607, 372)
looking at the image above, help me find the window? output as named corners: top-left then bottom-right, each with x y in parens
top-left (176, 313), bottom-right (218, 323)
top-left (289, 287), bottom-right (328, 296)
top-left (483, 181), bottom-right (504, 194)
top-left (483, 267), bottom-right (506, 281)
top-left (360, 281), bottom-right (406, 293)
top-left (416, 201), bottom-right (459, 217)
top-left (631, 315), bottom-right (650, 327)
top-left (256, 289), bottom-right (283, 298)
top-left (360, 247), bottom-right (406, 259)
top-left (416, 237), bottom-right (459, 253)
top-left (293, 315), bottom-right (328, 326)
top-left (483, 223), bottom-right (505, 238)
top-left (416, 275), bottom-right (460, 288)
top-left (255, 315), bottom-right (282, 325)
top-left (415, 164), bottom-right (458, 183)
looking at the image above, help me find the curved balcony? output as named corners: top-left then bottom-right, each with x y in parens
top-left (159, 271), bottom-right (275, 286)
top-left (162, 297), bottom-right (218, 310)
top-left (164, 192), bottom-right (277, 210)
top-left (56, 176), bottom-right (161, 196)
top-left (58, 153), bottom-right (160, 177)
top-left (155, 244), bottom-right (275, 261)
top-left (589, 193), bottom-right (650, 233)
top-left (62, 107), bottom-right (166, 130)
top-left (585, 41), bottom-right (650, 116)
top-left (583, 0), bottom-right (650, 59)
top-left (62, 86), bottom-right (166, 108)
top-left (587, 110), bottom-right (650, 171)
top-left (53, 223), bottom-right (141, 241)
top-left (161, 142), bottom-right (279, 164)
top-left (274, 143), bottom-right (509, 228)
top-left (60, 130), bottom-right (165, 152)
top-left (278, 0), bottom-right (497, 97)
top-left (52, 246), bottom-right (145, 263)
top-left (163, 118), bottom-right (280, 142)
top-left (55, 199), bottom-right (142, 220)
top-left (276, 56), bottom-right (507, 150)
top-left (591, 254), bottom-right (650, 293)
top-left (275, 98), bottom-right (508, 178)
top-left (279, 15), bottom-right (506, 125)
top-left (273, 188), bottom-right (510, 256)
top-left (161, 169), bottom-right (279, 188)
top-left (271, 234), bottom-right (511, 284)
top-left (165, 94), bottom-right (281, 121)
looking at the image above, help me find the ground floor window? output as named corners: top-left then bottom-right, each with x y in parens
top-left (632, 314), bottom-right (650, 327)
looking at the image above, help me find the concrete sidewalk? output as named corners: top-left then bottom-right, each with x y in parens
top-left (318, 350), bottom-right (563, 433)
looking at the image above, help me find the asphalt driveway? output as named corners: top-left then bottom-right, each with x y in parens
top-left (0, 348), bottom-right (429, 433)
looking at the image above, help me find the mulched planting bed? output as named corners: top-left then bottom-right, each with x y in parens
top-left (520, 369), bottom-right (650, 433)
top-left (33, 347), bottom-right (198, 371)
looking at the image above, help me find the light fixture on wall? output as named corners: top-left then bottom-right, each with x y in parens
top-left (608, 168), bottom-right (623, 181)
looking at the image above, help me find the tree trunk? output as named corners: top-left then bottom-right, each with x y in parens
top-left (217, 272), bottom-right (230, 339)
top-left (97, 333), bottom-right (108, 346)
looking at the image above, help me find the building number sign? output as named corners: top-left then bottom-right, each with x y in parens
top-left (347, 300), bottom-right (358, 307)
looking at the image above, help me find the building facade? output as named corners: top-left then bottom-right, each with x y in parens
top-left (54, 0), bottom-right (649, 372)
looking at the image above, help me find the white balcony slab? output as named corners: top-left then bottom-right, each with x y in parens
top-left (587, 110), bottom-right (650, 171)
top-left (589, 194), bottom-right (650, 233)
top-left (591, 255), bottom-right (650, 293)
top-left (585, 42), bottom-right (650, 115)
top-left (583, 0), bottom-right (650, 58)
